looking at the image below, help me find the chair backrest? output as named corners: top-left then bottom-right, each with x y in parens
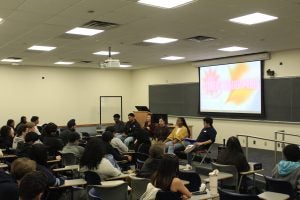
top-left (84, 171), bottom-right (101, 185)
top-left (61, 152), bottom-right (78, 166)
top-left (211, 162), bottom-right (239, 191)
top-left (88, 182), bottom-right (128, 200)
top-left (130, 176), bottom-right (150, 200)
top-left (264, 176), bottom-right (295, 199)
top-left (178, 171), bottom-right (201, 192)
top-left (218, 187), bottom-right (260, 200)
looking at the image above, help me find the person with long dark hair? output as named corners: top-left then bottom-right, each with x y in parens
top-left (164, 117), bottom-right (189, 154)
top-left (151, 154), bottom-right (191, 199)
top-left (217, 136), bottom-right (249, 172)
top-left (153, 118), bottom-right (170, 142)
top-left (15, 116), bottom-right (27, 132)
top-left (0, 125), bottom-right (14, 150)
top-left (80, 138), bottom-right (122, 180)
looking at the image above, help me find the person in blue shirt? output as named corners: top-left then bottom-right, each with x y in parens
top-left (184, 117), bottom-right (217, 165)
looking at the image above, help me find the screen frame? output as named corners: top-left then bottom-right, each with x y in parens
top-left (198, 60), bottom-right (265, 119)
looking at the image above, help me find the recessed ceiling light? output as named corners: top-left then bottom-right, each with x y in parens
top-left (28, 45), bottom-right (56, 51)
top-left (120, 64), bottom-right (132, 68)
top-left (138, 0), bottom-right (194, 9)
top-left (143, 37), bottom-right (178, 44)
top-left (161, 56), bottom-right (185, 60)
top-left (0, 18), bottom-right (4, 24)
top-left (1, 58), bottom-right (22, 63)
top-left (218, 46), bottom-right (248, 52)
top-left (93, 51), bottom-right (120, 56)
top-left (229, 12), bottom-right (278, 25)
top-left (54, 61), bottom-right (74, 65)
top-left (66, 27), bottom-right (104, 36)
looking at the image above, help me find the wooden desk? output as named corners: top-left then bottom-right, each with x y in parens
top-left (0, 154), bottom-right (17, 159)
top-left (50, 179), bottom-right (86, 189)
top-left (0, 163), bottom-right (8, 169)
top-left (47, 159), bottom-right (61, 164)
top-left (190, 193), bottom-right (219, 200)
top-left (105, 173), bottom-right (133, 181)
top-left (53, 165), bottom-right (79, 172)
top-left (258, 191), bottom-right (290, 200)
top-left (203, 172), bottom-right (233, 183)
top-left (238, 169), bottom-right (264, 191)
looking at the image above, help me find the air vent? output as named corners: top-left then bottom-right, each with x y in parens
top-left (187, 35), bottom-right (216, 42)
top-left (82, 20), bottom-right (119, 30)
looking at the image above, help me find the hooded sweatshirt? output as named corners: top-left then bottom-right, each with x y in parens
top-left (273, 160), bottom-right (300, 191)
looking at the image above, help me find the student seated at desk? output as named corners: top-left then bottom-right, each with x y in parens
top-left (0, 157), bottom-right (37, 200)
top-left (153, 118), bottom-right (170, 142)
top-left (59, 119), bottom-right (77, 145)
top-left (16, 132), bottom-right (40, 158)
top-left (0, 125), bottom-right (14, 150)
top-left (164, 117), bottom-right (189, 154)
top-left (105, 126), bottom-right (128, 154)
top-left (113, 114), bottom-right (126, 134)
top-left (42, 123), bottom-right (64, 157)
top-left (137, 144), bottom-right (164, 178)
top-left (15, 116), bottom-right (27, 133)
top-left (19, 171), bottom-right (48, 200)
top-left (12, 124), bottom-right (28, 149)
top-left (61, 132), bottom-right (85, 160)
top-left (273, 144), bottom-right (300, 194)
top-left (80, 138), bottom-right (122, 180)
top-left (150, 154), bottom-right (191, 199)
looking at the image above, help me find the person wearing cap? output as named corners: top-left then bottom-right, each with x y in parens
top-left (59, 119), bottom-right (77, 145)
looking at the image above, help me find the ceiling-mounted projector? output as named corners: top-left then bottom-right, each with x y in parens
top-left (103, 58), bottom-right (120, 68)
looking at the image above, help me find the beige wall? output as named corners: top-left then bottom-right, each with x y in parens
top-left (131, 48), bottom-right (300, 150)
top-left (0, 65), bottom-right (133, 126)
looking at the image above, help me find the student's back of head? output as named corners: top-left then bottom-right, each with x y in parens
top-left (102, 131), bottom-right (114, 143)
top-left (25, 132), bottom-right (39, 144)
top-left (28, 144), bottom-right (48, 166)
top-left (16, 124), bottom-right (28, 137)
top-left (44, 123), bottom-right (58, 137)
top-left (149, 144), bottom-right (164, 159)
top-left (80, 138), bottom-right (105, 170)
top-left (68, 132), bottom-right (81, 143)
top-left (283, 144), bottom-right (300, 162)
top-left (19, 171), bottom-right (48, 200)
top-left (226, 136), bottom-right (244, 154)
top-left (10, 157), bottom-right (37, 181)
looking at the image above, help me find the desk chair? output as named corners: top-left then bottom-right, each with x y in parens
top-left (218, 187), bottom-right (260, 200)
top-left (130, 176), bottom-right (150, 200)
top-left (87, 182), bottom-right (128, 200)
top-left (264, 176), bottom-right (296, 200)
top-left (211, 162), bottom-right (239, 192)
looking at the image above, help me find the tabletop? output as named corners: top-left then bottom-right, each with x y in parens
top-left (258, 191), bottom-right (290, 200)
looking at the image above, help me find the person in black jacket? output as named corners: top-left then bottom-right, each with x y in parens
top-left (59, 119), bottom-right (77, 145)
top-left (124, 113), bottom-right (141, 147)
top-left (42, 123), bottom-right (64, 157)
top-left (217, 136), bottom-right (250, 173)
top-left (0, 125), bottom-right (14, 150)
top-left (16, 131), bottom-right (39, 158)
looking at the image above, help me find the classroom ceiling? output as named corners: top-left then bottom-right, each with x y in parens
top-left (0, 0), bottom-right (299, 69)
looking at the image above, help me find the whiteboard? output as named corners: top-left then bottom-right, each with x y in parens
top-left (100, 96), bottom-right (122, 124)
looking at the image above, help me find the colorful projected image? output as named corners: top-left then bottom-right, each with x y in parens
top-left (200, 61), bottom-right (262, 114)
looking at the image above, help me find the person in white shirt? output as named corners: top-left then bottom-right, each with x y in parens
top-left (12, 124), bottom-right (28, 149)
top-left (106, 126), bottom-right (128, 153)
top-left (80, 138), bottom-right (122, 180)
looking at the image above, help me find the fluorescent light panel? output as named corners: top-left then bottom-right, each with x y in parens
top-left (28, 45), bottom-right (56, 51)
top-left (229, 12), bottom-right (278, 25)
top-left (1, 58), bottom-right (22, 63)
top-left (66, 27), bottom-right (104, 36)
top-left (161, 56), bottom-right (185, 60)
top-left (120, 64), bottom-right (132, 68)
top-left (93, 51), bottom-right (120, 56)
top-left (144, 37), bottom-right (178, 44)
top-left (138, 0), bottom-right (194, 8)
top-left (54, 61), bottom-right (74, 65)
top-left (0, 18), bottom-right (4, 24)
top-left (218, 46), bottom-right (248, 52)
